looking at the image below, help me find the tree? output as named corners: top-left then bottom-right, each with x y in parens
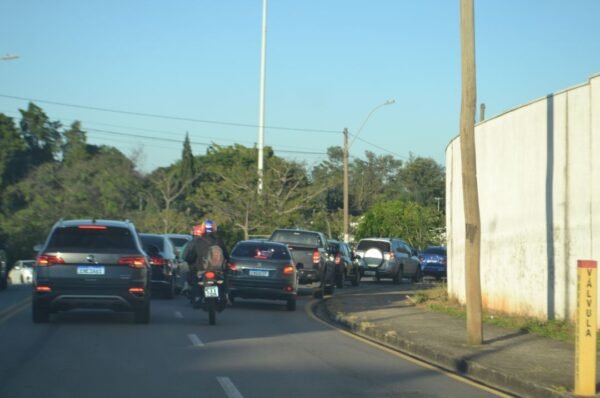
top-left (350, 151), bottom-right (402, 214)
top-left (398, 155), bottom-right (445, 208)
top-left (0, 114), bottom-right (27, 190)
top-left (19, 103), bottom-right (62, 166)
top-left (62, 121), bottom-right (88, 165)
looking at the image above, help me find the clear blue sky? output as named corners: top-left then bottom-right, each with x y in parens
top-left (1, 1), bottom-right (599, 173)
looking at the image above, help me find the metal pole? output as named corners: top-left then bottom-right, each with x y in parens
top-left (343, 128), bottom-right (349, 243)
top-left (257, 0), bottom-right (268, 194)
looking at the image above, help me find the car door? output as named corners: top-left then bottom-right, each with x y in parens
top-left (403, 242), bottom-right (420, 275)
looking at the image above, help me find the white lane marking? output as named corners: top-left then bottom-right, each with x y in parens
top-left (174, 311), bottom-right (183, 319)
top-left (187, 334), bottom-right (204, 347)
top-left (217, 377), bottom-right (244, 398)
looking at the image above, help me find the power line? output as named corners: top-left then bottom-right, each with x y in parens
top-left (0, 93), bottom-right (342, 134)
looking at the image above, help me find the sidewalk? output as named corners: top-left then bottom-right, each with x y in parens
top-left (319, 286), bottom-right (598, 398)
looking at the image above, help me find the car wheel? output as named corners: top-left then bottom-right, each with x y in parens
top-left (336, 268), bottom-right (345, 289)
top-left (351, 268), bottom-right (360, 286)
top-left (313, 282), bottom-right (325, 299)
top-left (286, 298), bottom-right (296, 311)
top-left (32, 303), bottom-right (50, 323)
top-left (324, 281), bottom-right (335, 296)
top-left (165, 279), bottom-right (175, 299)
top-left (134, 301), bottom-right (150, 324)
top-left (392, 267), bottom-right (403, 284)
top-left (412, 267), bottom-right (422, 283)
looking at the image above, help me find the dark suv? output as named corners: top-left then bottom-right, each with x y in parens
top-left (32, 219), bottom-right (151, 323)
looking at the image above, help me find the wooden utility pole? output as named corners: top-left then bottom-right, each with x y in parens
top-left (460, 0), bottom-right (482, 345)
top-left (343, 128), bottom-right (350, 242)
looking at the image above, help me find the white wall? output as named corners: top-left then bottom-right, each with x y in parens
top-left (446, 73), bottom-right (600, 323)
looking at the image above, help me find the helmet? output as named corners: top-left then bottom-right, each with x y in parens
top-left (192, 224), bottom-right (205, 237)
top-left (203, 219), bottom-right (217, 234)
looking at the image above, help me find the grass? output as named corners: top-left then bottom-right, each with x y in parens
top-left (409, 285), bottom-right (576, 343)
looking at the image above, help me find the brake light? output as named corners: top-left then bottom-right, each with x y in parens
top-left (35, 286), bottom-right (52, 292)
top-left (129, 287), bottom-right (145, 293)
top-left (36, 255), bottom-right (65, 266)
top-left (312, 250), bottom-right (320, 264)
top-left (335, 254), bottom-right (341, 265)
top-left (205, 271), bottom-right (216, 280)
top-left (118, 256), bottom-right (146, 268)
top-left (149, 256), bottom-right (167, 266)
top-left (389, 251), bottom-right (395, 260)
top-left (78, 225), bottom-right (107, 230)
top-left (283, 285), bottom-right (294, 292)
top-left (227, 262), bottom-right (238, 272)
top-left (283, 265), bottom-right (295, 275)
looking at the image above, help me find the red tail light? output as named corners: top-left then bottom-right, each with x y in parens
top-left (335, 254), bottom-right (341, 265)
top-left (283, 265), bottom-right (295, 275)
top-left (36, 255), bottom-right (65, 266)
top-left (35, 285), bottom-right (52, 292)
top-left (389, 251), bottom-right (395, 260)
top-left (129, 287), bottom-right (145, 293)
top-left (149, 256), bottom-right (167, 266)
top-left (118, 256), bottom-right (146, 268)
top-left (227, 262), bottom-right (238, 272)
top-left (312, 250), bottom-right (320, 264)
top-left (205, 271), bottom-right (216, 280)
top-left (283, 285), bottom-right (294, 292)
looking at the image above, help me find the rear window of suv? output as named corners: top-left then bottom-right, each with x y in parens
top-left (232, 242), bottom-right (291, 260)
top-left (356, 240), bottom-right (391, 252)
top-left (270, 231), bottom-right (322, 246)
top-left (46, 226), bottom-right (138, 253)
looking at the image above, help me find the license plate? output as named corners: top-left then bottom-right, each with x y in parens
top-left (249, 270), bottom-right (269, 277)
top-left (364, 270), bottom-right (376, 276)
top-left (77, 266), bottom-right (105, 275)
top-left (204, 286), bottom-right (219, 298)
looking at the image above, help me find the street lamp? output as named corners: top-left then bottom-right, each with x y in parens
top-left (257, 0), bottom-right (268, 194)
top-left (343, 99), bottom-right (395, 242)
top-left (1, 54), bottom-right (19, 61)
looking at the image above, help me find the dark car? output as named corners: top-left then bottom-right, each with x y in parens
top-left (269, 228), bottom-right (336, 298)
top-left (32, 219), bottom-right (151, 323)
top-left (164, 233), bottom-right (192, 257)
top-left (139, 233), bottom-right (180, 298)
top-left (226, 240), bottom-right (298, 311)
top-left (0, 248), bottom-right (7, 290)
top-left (328, 240), bottom-right (360, 288)
top-left (418, 246), bottom-right (447, 280)
top-left (354, 238), bottom-right (421, 283)
top-left (164, 233), bottom-right (193, 291)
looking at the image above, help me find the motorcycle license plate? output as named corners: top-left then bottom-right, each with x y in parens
top-left (204, 286), bottom-right (219, 298)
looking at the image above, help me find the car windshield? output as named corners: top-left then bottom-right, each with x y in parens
top-left (356, 240), bottom-right (391, 252)
top-left (169, 237), bottom-right (189, 248)
top-left (139, 235), bottom-right (165, 252)
top-left (232, 242), bottom-right (291, 260)
top-left (46, 226), bottom-right (138, 253)
top-left (423, 247), bottom-right (447, 255)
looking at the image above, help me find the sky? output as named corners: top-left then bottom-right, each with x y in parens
top-left (1, 0), bottom-right (600, 173)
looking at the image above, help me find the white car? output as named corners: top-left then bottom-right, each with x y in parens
top-left (8, 260), bottom-right (35, 284)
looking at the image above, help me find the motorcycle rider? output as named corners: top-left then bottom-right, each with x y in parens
top-left (183, 219), bottom-right (229, 309)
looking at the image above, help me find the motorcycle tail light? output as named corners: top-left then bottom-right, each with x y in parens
top-left (205, 271), bottom-right (216, 280)
top-left (335, 254), bottom-right (341, 265)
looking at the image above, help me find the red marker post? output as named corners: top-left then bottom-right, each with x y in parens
top-left (575, 260), bottom-right (597, 396)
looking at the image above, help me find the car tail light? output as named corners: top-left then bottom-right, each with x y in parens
top-left (227, 262), bottom-right (238, 272)
top-left (283, 265), bottom-right (295, 275)
top-left (205, 271), bottom-right (216, 280)
top-left (389, 251), bottom-right (395, 260)
top-left (312, 250), bottom-right (320, 264)
top-left (283, 285), bottom-right (294, 292)
top-left (35, 285), bottom-right (52, 292)
top-left (149, 256), bottom-right (167, 266)
top-left (78, 225), bottom-right (107, 230)
top-left (118, 256), bottom-right (147, 268)
top-left (129, 287), bottom-right (145, 293)
top-left (36, 255), bottom-right (65, 266)
top-left (335, 254), bottom-right (341, 265)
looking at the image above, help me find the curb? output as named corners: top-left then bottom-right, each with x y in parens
top-left (322, 298), bottom-right (575, 398)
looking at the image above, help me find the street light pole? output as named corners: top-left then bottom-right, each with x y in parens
top-left (257, 0), bottom-right (268, 194)
top-left (343, 99), bottom-right (395, 243)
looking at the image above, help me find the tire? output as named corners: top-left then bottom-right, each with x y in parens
top-left (351, 268), bottom-right (360, 287)
top-left (392, 267), bottom-right (403, 284)
top-left (313, 282), bottom-right (325, 299)
top-left (324, 282), bottom-right (335, 296)
top-left (229, 294), bottom-right (236, 305)
top-left (336, 268), bottom-right (345, 289)
top-left (364, 248), bottom-right (384, 267)
top-left (208, 300), bottom-right (216, 325)
top-left (412, 267), bottom-right (422, 283)
top-left (32, 303), bottom-right (50, 323)
top-left (134, 301), bottom-right (150, 324)
top-left (286, 298), bottom-right (296, 311)
top-left (164, 279), bottom-right (175, 299)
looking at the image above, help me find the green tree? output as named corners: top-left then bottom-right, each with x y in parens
top-left (0, 114), bottom-right (27, 189)
top-left (19, 103), bottom-right (62, 166)
top-left (398, 155), bottom-right (445, 209)
top-left (62, 121), bottom-right (88, 165)
top-left (355, 199), bottom-right (443, 249)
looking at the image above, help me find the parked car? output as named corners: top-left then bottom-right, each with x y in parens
top-left (8, 260), bottom-right (35, 284)
top-left (0, 249), bottom-right (7, 290)
top-left (328, 240), bottom-right (361, 288)
top-left (226, 240), bottom-right (298, 311)
top-left (418, 246), bottom-right (447, 280)
top-left (32, 219), bottom-right (152, 323)
top-left (139, 233), bottom-right (180, 298)
top-left (269, 228), bottom-right (336, 298)
top-left (354, 238), bottom-right (421, 283)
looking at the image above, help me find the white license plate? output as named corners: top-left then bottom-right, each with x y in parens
top-left (77, 266), bottom-right (105, 275)
top-left (364, 270), bottom-right (376, 276)
top-left (204, 286), bottom-right (219, 298)
top-left (249, 270), bottom-right (269, 277)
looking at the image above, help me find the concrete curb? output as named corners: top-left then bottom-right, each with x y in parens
top-left (322, 298), bottom-right (575, 398)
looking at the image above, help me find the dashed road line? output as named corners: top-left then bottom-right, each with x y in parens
top-left (217, 377), bottom-right (244, 398)
top-left (187, 333), bottom-right (204, 347)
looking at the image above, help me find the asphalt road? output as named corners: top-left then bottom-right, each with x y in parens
top-left (0, 283), bottom-right (501, 398)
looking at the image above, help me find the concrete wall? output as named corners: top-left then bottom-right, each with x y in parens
top-left (446, 73), bottom-right (600, 323)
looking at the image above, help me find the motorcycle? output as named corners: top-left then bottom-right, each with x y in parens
top-left (193, 270), bottom-right (226, 325)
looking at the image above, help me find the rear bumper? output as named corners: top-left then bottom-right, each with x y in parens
top-left (33, 285), bottom-right (149, 312)
top-left (228, 278), bottom-right (296, 300)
